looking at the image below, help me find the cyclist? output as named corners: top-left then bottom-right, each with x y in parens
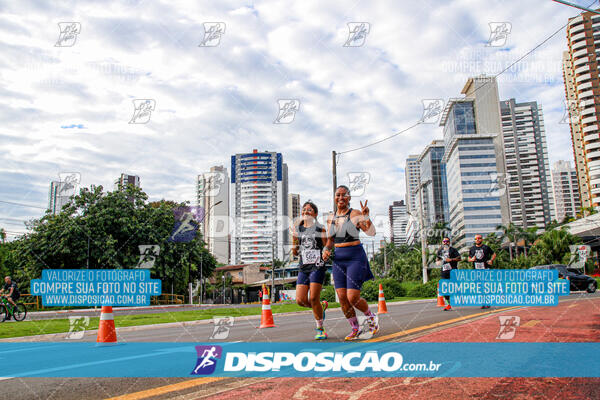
top-left (1, 276), bottom-right (20, 320)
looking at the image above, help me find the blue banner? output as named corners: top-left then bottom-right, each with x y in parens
top-left (0, 342), bottom-right (598, 377)
top-left (30, 269), bottom-right (161, 306)
top-left (438, 269), bottom-right (569, 307)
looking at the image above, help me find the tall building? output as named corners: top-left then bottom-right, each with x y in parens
top-left (500, 99), bottom-right (554, 228)
top-left (405, 156), bottom-right (420, 215)
top-left (563, 11), bottom-right (600, 209)
top-left (440, 75), bottom-right (507, 249)
top-left (417, 140), bottom-right (449, 230)
top-left (288, 193), bottom-right (301, 220)
top-left (551, 160), bottom-right (582, 221)
top-left (197, 166), bottom-right (230, 264)
top-left (116, 173), bottom-right (140, 190)
top-left (230, 150), bottom-right (289, 264)
top-left (48, 181), bottom-right (69, 214)
top-left (389, 200), bottom-right (408, 246)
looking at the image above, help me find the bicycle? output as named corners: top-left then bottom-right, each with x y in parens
top-left (0, 296), bottom-right (27, 322)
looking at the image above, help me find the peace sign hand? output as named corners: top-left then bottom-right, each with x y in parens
top-left (359, 200), bottom-right (369, 217)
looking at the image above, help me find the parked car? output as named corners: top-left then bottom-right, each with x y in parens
top-left (530, 264), bottom-right (597, 293)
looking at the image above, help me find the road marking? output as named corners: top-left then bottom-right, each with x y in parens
top-left (521, 320), bottom-right (541, 328)
top-left (365, 306), bottom-right (521, 342)
top-left (105, 377), bottom-right (226, 400)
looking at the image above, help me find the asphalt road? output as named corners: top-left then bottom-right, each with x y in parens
top-left (1, 292), bottom-right (598, 400)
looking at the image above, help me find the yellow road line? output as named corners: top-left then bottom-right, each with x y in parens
top-left (521, 320), bottom-right (541, 328)
top-left (105, 377), bottom-right (226, 400)
top-left (365, 306), bottom-right (521, 342)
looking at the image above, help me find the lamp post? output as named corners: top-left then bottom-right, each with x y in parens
top-left (221, 274), bottom-right (225, 304)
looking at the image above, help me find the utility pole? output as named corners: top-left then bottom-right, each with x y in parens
top-left (383, 240), bottom-right (387, 275)
top-left (417, 185), bottom-right (428, 283)
top-left (332, 151), bottom-right (337, 213)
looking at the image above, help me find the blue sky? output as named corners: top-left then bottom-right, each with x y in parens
top-left (0, 0), bottom-right (590, 241)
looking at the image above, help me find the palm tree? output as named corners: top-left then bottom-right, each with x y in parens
top-left (577, 206), bottom-right (598, 219)
top-left (521, 226), bottom-right (539, 257)
top-left (530, 228), bottom-right (580, 265)
top-left (496, 223), bottom-right (519, 261)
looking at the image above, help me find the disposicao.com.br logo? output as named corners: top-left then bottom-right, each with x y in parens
top-left (190, 344), bottom-right (441, 376)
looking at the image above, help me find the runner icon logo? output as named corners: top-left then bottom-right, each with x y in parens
top-left (210, 317), bottom-right (234, 340)
top-left (496, 316), bottom-right (520, 340)
top-left (191, 345), bottom-right (222, 375)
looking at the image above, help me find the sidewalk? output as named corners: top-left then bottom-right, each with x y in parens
top-left (200, 297), bottom-right (600, 400)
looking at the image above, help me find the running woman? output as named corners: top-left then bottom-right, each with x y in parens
top-left (291, 201), bottom-right (329, 340)
top-left (468, 234), bottom-right (496, 309)
top-left (323, 185), bottom-right (377, 341)
top-left (437, 237), bottom-right (461, 311)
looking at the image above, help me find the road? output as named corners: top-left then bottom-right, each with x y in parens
top-left (0, 292), bottom-right (598, 400)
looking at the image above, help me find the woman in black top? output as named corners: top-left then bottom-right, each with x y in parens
top-left (324, 185), bottom-right (377, 340)
top-left (291, 201), bottom-right (329, 340)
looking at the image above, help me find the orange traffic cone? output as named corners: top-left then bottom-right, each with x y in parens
top-left (259, 285), bottom-right (276, 328)
top-left (97, 306), bottom-right (117, 343)
top-left (377, 283), bottom-right (388, 314)
top-left (437, 284), bottom-right (445, 307)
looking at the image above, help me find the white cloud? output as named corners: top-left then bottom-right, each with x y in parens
top-left (0, 0), bottom-right (584, 242)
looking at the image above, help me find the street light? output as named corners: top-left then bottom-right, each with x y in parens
top-left (222, 274), bottom-right (225, 304)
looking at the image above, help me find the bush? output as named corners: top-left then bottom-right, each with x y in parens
top-left (407, 279), bottom-right (439, 298)
top-left (360, 278), bottom-right (406, 301)
top-left (321, 285), bottom-right (336, 303)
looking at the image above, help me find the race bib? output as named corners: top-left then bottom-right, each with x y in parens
top-left (442, 263), bottom-right (452, 271)
top-left (302, 249), bottom-right (321, 264)
top-left (475, 262), bottom-right (485, 269)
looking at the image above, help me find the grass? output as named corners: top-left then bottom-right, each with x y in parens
top-left (0, 297), bottom-right (428, 339)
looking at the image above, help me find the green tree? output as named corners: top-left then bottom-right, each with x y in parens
top-left (496, 223), bottom-right (519, 260)
top-left (530, 228), bottom-right (582, 265)
top-left (3, 185), bottom-right (216, 295)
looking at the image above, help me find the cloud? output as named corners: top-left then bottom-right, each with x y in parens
top-left (0, 0), bottom-right (583, 242)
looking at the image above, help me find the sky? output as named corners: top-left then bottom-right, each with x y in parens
top-left (0, 0), bottom-right (592, 243)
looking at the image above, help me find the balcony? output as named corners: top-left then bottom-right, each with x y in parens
top-left (583, 115), bottom-right (598, 124)
top-left (576, 73), bottom-right (592, 83)
top-left (572, 39), bottom-right (588, 51)
top-left (573, 48), bottom-right (589, 58)
top-left (583, 124), bottom-right (598, 133)
top-left (574, 56), bottom-right (589, 66)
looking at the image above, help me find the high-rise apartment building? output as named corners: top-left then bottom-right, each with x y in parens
top-left (289, 193), bottom-right (301, 220)
top-left (563, 10), bottom-right (600, 209)
top-left (230, 150), bottom-right (289, 264)
top-left (440, 75), bottom-right (507, 249)
top-left (197, 166), bottom-right (230, 264)
top-left (500, 99), bottom-right (554, 228)
top-left (405, 156), bottom-right (420, 215)
top-left (48, 181), bottom-right (69, 214)
top-left (389, 200), bottom-right (408, 246)
top-left (551, 160), bottom-right (582, 221)
top-left (417, 140), bottom-right (449, 230)
top-left (116, 173), bottom-right (140, 189)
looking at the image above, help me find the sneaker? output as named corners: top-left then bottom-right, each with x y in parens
top-left (321, 300), bottom-right (328, 321)
top-left (367, 314), bottom-right (379, 335)
top-left (481, 306), bottom-right (486, 309)
top-left (315, 327), bottom-right (328, 340)
top-left (443, 305), bottom-right (452, 311)
top-left (344, 328), bottom-right (361, 341)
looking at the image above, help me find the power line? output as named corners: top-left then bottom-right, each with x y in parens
top-left (337, 1), bottom-right (597, 156)
top-left (0, 199), bottom-right (47, 210)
